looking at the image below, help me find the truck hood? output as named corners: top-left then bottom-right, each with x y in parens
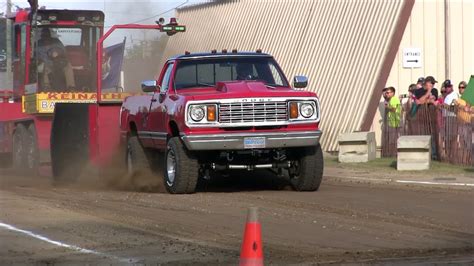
top-left (176, 81), bottom-right (316, 100)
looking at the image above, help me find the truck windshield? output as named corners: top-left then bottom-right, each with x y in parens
top-left (174, 57), bottom-right (289, 89)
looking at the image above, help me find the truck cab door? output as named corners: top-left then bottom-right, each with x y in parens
top-left (147, 62), bottom-right (174, 150)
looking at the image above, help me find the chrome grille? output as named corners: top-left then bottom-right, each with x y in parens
top-left (219, 101), bottom-right (288, 124)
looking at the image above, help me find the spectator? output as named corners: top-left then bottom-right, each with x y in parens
top-left (382, 87), bottom-right (389, 102)
top-left (441, 80), bottom-right (460, 156)
top-left (443, 79), bottom-right (459, 106)
top-left (458, 81), bottom-right (467, 96)
top-left (414, 76), bottom-right (438, 104)
top-left (441, 79), bottom-right (457, 132)
top-left (427, 76), bottom-right (439, 100)
top-left (454, 80), bottom-right (471, 112)
top-left (416, 77), bottom-right (424, 89)
top-left (408, 83), bottom-right (417, 95)
top-left (436, 84), bottom-right (446, 106)
top-left (385, 86), bottom-right (401, 128)
top-left (408, 83), bottom-right (417, 101)
top-left (399, 83), bottom-right (416, 109)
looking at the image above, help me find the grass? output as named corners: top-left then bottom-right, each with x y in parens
top-left (324, 156), bottom-right (473, 177)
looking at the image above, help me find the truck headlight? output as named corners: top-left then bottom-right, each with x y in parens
top-left (190, 105), bottom-right (205, 122)
top-left (300, 103), bottom-right (314, 118)
top-left (288, 100), bottom-right (318, 121)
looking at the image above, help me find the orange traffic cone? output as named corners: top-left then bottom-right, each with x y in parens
top-left (240, 207), bottom-right (264, 266)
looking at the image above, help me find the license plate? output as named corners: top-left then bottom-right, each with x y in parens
top-left (244, 137), bottom-right (266, 149)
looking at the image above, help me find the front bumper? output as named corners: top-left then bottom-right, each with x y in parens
top-left (181, 130), bottom-right (322, 150)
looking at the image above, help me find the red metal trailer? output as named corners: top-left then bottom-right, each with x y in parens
top-left (0, 3), bottom-right (185, 180)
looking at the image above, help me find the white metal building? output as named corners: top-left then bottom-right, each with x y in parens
top-left (161, 0), bottom-right (474, 151)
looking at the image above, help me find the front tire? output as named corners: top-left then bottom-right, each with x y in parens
top-left (164, 137), bottom-right (199, 194)
top-left (290, 144), bottom-right (324, 191)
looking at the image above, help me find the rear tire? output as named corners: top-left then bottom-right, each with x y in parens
top-left (164, 137), bottom-right (199, 194)
top-left (126, 135), bottom-right (158, 191)
top-left (12, 124), bottom-right (28, 172)
top-left (26, 124), bottom-right (39, 174)
top-left (290, 144), bottom-right (324, 191)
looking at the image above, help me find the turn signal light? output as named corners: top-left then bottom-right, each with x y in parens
top-left (207, 105), bottom-right (217, 121)
top-left (289, 102), bottom-right (298, 119)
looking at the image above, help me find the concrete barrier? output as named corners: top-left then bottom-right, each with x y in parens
top-left (397, 135), bottom-right (431, 171)
top-left (338, 132), bottom-right (376, 163)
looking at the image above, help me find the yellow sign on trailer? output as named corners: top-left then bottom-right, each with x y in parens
top-left (23, 92), bottom-right (138, 114)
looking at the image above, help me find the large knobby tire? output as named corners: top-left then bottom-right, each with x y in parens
top-left (26, 124), bottom-right (39, 174)
top-left (164, 137), bottom-right (199, 194)
top-left (12, 124), bottom-right (28, 172)
top-left (126, 135), bottom-right (159, 191)
top-left (290, 144), bottom-right (324, 191)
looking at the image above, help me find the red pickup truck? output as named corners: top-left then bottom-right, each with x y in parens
top-left (120, 51), bottom-right (323, 194)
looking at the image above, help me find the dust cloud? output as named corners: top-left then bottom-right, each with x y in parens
top-left (0, 152), bottom-right (166, 194)
top-left (53, 151), bottom-right (167, 193)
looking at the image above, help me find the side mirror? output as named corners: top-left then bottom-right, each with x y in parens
top-left (293, 76), bottom-right (308, 89)
top-left (141, 80), bottom-right (158, 93)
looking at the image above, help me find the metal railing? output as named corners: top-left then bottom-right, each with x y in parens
top-left (382, 102), bottom-right (473, 166)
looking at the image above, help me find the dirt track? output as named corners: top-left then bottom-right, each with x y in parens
top-left (0, 167), bottom-right (473, 265)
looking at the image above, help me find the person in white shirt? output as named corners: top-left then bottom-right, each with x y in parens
top-left (441, 79), bottom-right (459, 123)
top-left (443, 79), bottom-right (459, 105)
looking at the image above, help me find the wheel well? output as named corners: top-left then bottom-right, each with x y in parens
top-left (129, 122), bottom-right (138, 136)
top-left (169, 121), bottom-right (179, 137)
top-left (14, 121), bottom-right (33, 128)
